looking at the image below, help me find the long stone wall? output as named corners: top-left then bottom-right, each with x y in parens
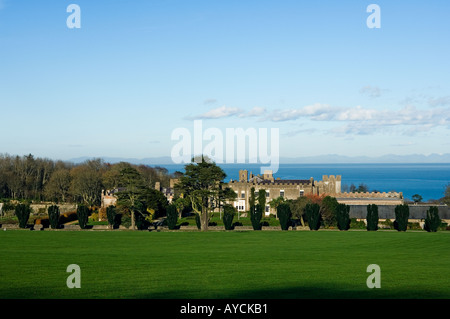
top-left (30, 203), bottom-right (78, 215)
top-left (348, 204), bottom-right (450, 220)
top-left (0, 202), bottom-right (78, 216)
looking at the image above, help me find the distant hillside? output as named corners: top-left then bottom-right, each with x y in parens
top-left (280, 153), bottom-right (450, 164)
top-left (69, 156), bottom-right (175, 165)
top-left (68, 153), bottom-right (450, 165)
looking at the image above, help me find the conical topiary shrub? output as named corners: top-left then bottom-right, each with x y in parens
top-left (336, 203), bottom-right (350, 231)
top-left (394, 204), bottom-right (409, 232)
top-left (15, 204), bottom-right (31, 229)
top-left (251, 204), bottom-right (263, 230)
top-left (48, 205), bottom-right (60, 229)
top-left (277, 203), bottom-right (292, 231)
top-left (366, 204), bottom-right (379, 231)
top-left (223, 204), bottom-right (235, 230)
top-left (106, 205), bottom-right (117, 229)
top-left (166, 204), bottom-right (178, 230)
top-left (76, 205), bottom-right (90, 229)
top-left (424, 206), bottom-right (441, 232)
top-left (305, 203), bottom-right (321, 231)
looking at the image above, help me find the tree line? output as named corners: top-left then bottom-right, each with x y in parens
top-left (5, 155), bottom-right (446, 233)
top-left (172, 158), bottom-right (446, 232)
top-left (0, 153), bottom-right (178, 206)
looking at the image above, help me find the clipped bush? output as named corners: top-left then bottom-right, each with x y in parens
top-left (380, 218), bottom-right (394, 229)
top-left (250, 204), bottom-right (263, 230)
top-left (106, 205), bottom-right (117, 229)
top-left (408, 222), bottom-right (422, 230)
top-left (336, 203), bottom-right (350, 231)
top-left (350, 218), bottom-right (366, 229)
top-left (89, 212), bottom-right (99, 222)
top-left (15, 204), bottom-right (31, 229)
top-left (305, 203), bottom-right (321, 230)
top-left (166, 204), bottom-right (178, 230)
top-left (223, 204), bottom-right (235, 230)
top-left (76, 205), bottom-right (90, 229)
top-left (277, 203), bottom-right (292, 230)
top-left (48, 205), bottom-right (60, 229)
top-left (366, 204), bottom-right (379, 231)
top-left (424, 206), bottom-right (441, 232)
top-left (394, 204), bottom-right (409, 232)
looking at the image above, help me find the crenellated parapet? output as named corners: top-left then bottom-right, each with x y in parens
top-left (315, 175), bottom-right (342, 195)
top-left (337, 191), bottom-right (403, 199)
top-left (336, 191), bottom-right (404, 205)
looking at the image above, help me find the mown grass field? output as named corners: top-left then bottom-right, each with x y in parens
top-left (1, 229), bottom-right (449, 299)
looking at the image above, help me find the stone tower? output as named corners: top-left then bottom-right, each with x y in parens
top-left (239, 170), bottom-right (248, 182)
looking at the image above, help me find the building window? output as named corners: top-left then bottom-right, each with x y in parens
top-left (241, 191), bottom-right (245, 199)
top-left (235, 200), bottom-right (246, 212)
top-left (265, 205), bottom-right (270, 213)
top-left (266, 191), bottom-right (270, 198)
top-left (280, 190), bottom-right (285, 198)
top-left (300, 190), bottom-right (304, 197)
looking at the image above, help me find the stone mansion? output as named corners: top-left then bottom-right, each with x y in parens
top-left (101, 168), bottom-right (405, 217)
top-left (228, 169), bottom-right (404, 216)
top-left (228, 169), bottom-right (340, 215)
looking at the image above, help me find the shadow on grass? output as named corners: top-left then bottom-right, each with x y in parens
top-left (130, 284), bottom-right (450, 300)
top-left (1, 282), bottom-right (448, 300)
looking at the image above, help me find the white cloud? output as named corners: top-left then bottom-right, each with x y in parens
top-left (263, 103), bottom-right (450, 136)
top-left (328, 105), bottom-right (450, 136)
top-left (186, 101), bottom-right (450, 137)
top-left (191, 106), bottom-right (242, 119)
top-left (264, 103), bottom-right (336, 122)
top-left (239, 106), bottom-right (267, 118)
top-left (335, 105), bottom-right (378, 121)
top-left (190, 105), bottom-right (267, 120)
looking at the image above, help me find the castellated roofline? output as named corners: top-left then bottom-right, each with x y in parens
top-left (229, 179), bottom-right (312, 186)
top-left (321, 175), bottom-right (342, 181)
top-left (337, 191), bottom-right (403, 199)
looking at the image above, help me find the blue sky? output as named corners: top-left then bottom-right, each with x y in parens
top-left (0, 0), bottom-right (449, 162)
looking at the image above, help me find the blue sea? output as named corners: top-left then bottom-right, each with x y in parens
top-left (162, 163), bottom-right (450, 202)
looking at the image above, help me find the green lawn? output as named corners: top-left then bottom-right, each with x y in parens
top-left (1, 229), bottom-right (449, 299)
